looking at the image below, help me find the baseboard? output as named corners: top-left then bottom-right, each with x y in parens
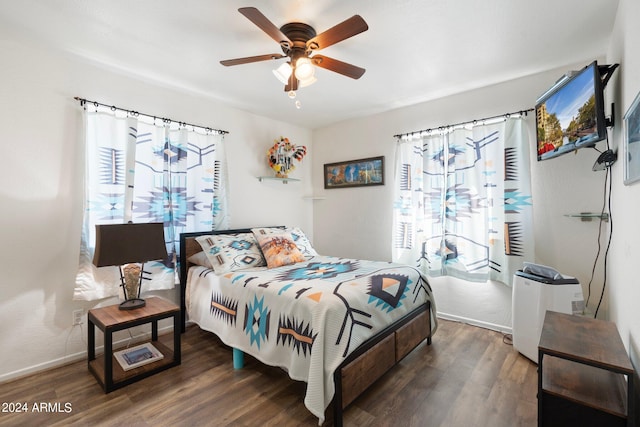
top-left (436, 311), bottom-right (512, 335)
top-left (0, 350), bottom-right (88, 384)
top-left (0, 325), bottom-right (175, 384)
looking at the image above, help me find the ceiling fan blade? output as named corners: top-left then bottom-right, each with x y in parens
top-left (220, 53), bottom-right (286, 66)
top-left (284, 72), bottom-right (298, 92)
top-left (306, 15), bottom-right (368, 51)
top-left (311, 55), bottom-right (366, 79)
top-left (238, 7), bottom-right (292, 48)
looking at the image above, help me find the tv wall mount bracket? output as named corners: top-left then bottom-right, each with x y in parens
top-left (598, 63), bottom-right (619, 89)
top-left (600, 63), bottom-right (619, 128)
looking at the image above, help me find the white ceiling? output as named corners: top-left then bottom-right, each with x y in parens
top-left (0, 0), bottom-right (619, 129)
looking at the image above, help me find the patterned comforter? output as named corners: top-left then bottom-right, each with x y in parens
top-left (186, 255), bottom-right (436, 424)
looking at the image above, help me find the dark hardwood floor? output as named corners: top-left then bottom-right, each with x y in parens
top-left (0, 319), bottom-right (537, 426)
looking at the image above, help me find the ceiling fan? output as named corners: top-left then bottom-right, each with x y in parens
top-left (220, 7), bottom-right (369, 92)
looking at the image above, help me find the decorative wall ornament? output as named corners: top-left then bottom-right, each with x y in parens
top-left (267, 137), bottom-right (307, 178)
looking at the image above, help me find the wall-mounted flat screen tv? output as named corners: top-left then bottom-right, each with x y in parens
top-left (536, 61), bottom-right (606, 161)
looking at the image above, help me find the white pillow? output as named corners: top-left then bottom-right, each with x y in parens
top-left (187, 251), bottom-right (213, 269)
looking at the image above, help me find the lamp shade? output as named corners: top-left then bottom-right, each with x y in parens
top-left (272, 62), bottom-right (292, 85)
top-left (93, 223), bottom-right (168, 267)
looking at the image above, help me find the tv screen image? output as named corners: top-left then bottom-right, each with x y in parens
top-left (536, 61), bottom-right (606, 161)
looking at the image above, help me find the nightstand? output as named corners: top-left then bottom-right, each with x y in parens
top-left (538, 310), bottom-right (634, 426)
top-left (88, 297), bottom-right (181, 393)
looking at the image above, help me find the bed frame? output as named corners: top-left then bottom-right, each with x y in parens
top-left (179, 228), bottom-right (433, 426)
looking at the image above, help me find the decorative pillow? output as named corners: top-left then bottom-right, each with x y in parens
top-left (252, 226), bottom-right (318, 257)
top-left (253, 231), bottom-right (306, 268)
top-left (187, 251), bottom-right (213, 269)
top-left (195, 233), bottom-right (266, 274)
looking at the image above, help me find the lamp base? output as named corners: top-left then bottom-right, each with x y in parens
top-left (119, 298), bottom-right (146, 310)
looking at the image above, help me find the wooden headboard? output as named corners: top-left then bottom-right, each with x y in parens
top-left (178, 227), bottom-right (284, 332)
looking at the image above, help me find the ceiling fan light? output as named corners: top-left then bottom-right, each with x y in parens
top-left (272, 62), bottom-right (292, 84)
top-left (294, 57), bottom-right (315, 80)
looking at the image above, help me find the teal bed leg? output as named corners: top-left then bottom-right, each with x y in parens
top-left (233, 348), bottom-right (244, 369)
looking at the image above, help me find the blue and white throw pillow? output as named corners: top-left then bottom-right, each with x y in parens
top-left (196, 233), bottom-right (266, 274)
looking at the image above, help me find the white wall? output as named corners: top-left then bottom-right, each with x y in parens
top-left (606, 0), bottom-right (640, 365)
top-left (312, 61), bottom-right (613, 332)
top-left (0, 38), bottom-right (313, 381)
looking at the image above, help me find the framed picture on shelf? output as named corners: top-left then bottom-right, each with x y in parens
top-left (114, 342), bottom-right (164, 371)
top-left (323, 156), bottom-right (384, 189)
top-left (624, 90), bottom-right (640, 185)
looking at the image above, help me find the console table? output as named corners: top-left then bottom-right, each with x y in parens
top-left (538, 310), bottom-right (634, 427)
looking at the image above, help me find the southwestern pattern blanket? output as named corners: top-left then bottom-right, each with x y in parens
top-left (186, 255), bottom-right (436, 424)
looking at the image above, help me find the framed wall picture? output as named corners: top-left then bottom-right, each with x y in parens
top-left (624, 90), bottom-right (640, 185)
top-left (324, 156), bottom-right (384, 189)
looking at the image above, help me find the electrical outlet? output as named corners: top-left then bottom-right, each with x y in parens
top-left (72, 309), bottom-right (84, 326)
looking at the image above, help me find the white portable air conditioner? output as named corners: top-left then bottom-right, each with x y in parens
top-left (512, 263), bottom-right (584, 363)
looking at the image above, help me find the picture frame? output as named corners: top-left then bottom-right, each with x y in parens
top-left (323, 156), bottom-right (385, 189)
top-left (114, 342), bottom-right (164, 371)
top-left (624, 90), bottom-right (640, 185)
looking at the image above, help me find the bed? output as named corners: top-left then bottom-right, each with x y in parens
top-left (179, 227), bottom-right (437, 426)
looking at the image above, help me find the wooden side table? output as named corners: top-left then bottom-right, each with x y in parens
top-left (538, 310), bottom-right (634, 427)
top-left (88, 297), bottom-right (181, 393)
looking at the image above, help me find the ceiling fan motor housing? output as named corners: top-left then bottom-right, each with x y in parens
top-left (279, 22), bottom-right (317, 57)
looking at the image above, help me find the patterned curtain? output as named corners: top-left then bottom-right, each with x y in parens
top-left (74, 107), bottom-right (229, 301)
top-left (392, 117), bottom-right (533, 285)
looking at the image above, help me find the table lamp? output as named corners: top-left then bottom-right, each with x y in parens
top-left (93, 222), bottom-right (168, 310)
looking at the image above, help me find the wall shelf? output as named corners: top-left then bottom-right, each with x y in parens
top-left (564, 212), bottom-right (609, 222)
top-left (257, 176), bottom-right (300, 184)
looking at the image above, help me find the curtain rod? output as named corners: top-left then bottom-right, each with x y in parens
top-left (74, 97), bottom-right (229, 135)
top-left (393, 108), bottom-right (534, 139)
